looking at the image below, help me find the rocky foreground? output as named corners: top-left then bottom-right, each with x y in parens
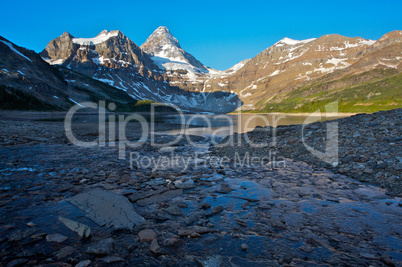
top-left (213, 108), bottom-right (402, 196)
top-left (0, 110), bottom-right (401, 266)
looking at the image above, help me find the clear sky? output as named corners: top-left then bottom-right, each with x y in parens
top-left (1, 0), bottom-right (401, 70)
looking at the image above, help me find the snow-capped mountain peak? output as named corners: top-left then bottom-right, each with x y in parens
top-left (150, 26), bottom-right (181, 48)
top-left (140, 26), bottom-right (208, 74)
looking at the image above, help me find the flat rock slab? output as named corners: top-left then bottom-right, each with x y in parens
top-left (137, 189), bottom-right (183, 207)
top-left (68, 190), bottom-right (144, 229)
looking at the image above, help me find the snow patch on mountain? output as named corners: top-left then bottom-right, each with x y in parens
top-left (326, 58), bottom-right (349, 67)
top-left (44, 58), bottom-right (66, 65)
top-left (269, 70), bottom-right (282, 77)
top-left (73, 30), bottom-right (119, 46)
top-left (225, 59), bottom-right (251, 74)
top-left (275, 37), bottom-right (316, 46)
top-left (0, 40), bottom-right (32, 62)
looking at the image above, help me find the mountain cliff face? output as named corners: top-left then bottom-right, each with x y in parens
top-left (245, 31), bottom-right (402, 112)
top-left (40, 29), bottom-right (240, 113)
top-left (140, 26), bottom-right (213, 93)
top-left (214, 34), bottom-right (379, 109)
top-left (0, 36), bottom-right (147, 110)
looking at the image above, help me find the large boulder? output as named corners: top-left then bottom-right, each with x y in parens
top-left (68, 190), bottom-right (144, 229)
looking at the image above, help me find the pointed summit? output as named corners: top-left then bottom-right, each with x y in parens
top-left (140, 26), bottom-right (207, 73)
top-left (141, 26), bottom-right (181, 54)
top-left (61, 32), bottom-right (74, 39)
top-left (149, 26), bottom-right (181, 48)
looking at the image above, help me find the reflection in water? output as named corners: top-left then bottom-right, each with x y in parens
top-left (14, 111), bottom-right (353, 138)
top-left (161, 113), bottom-right (352, 137)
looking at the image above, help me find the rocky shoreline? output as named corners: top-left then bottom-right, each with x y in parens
top-left (213, 108), bottom-right (402, 196)
top-left (0, 110), bottom-right (401, 266)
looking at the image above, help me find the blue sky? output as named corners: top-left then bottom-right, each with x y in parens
top-left (1, 0), bottom-right (401, 70)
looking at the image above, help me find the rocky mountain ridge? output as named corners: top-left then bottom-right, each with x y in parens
top-left (137, 27), bottom-right (401, 112)
top-left (1, 27), bottom-right (401, 113)
top-left (39, 29), bottom-right (240, 113)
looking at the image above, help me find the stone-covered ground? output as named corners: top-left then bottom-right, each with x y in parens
top-left (213, 108), bottom-right (402, 196)
top-left (0, 110), bottom-right (401, 266)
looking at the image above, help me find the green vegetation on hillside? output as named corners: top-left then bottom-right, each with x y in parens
top-left (254, 70), bottom-right (402, 113)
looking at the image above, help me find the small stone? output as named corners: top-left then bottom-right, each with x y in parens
top-left (150, 239), bottom-right (161, 254)
top-left (26, 222), bottom-right (36, 227)
top-left (299, 243), bottom-right (313, 253)
top-left (270, 218), bottom-right (286, 229)
top-left (86, 238), bottom-right (115, 255)
top-left (380, 254), bottom-right (395, 266)
top-left (55, 246), bottom-right (75, 260)
top-left (31, 232), bottom-right (46, 241)
top-left (178, 229), bottom-right (195, 237)
top-left (200, 203), bottom-right (211, 209)
top-left (360, 252), bottom-right (378, 260)
top-left (177, 202), bottom-right (189, 208)
top-left (59, 217), bottom-right (91, 239)
top-left (174, 179), bottom-right (196, 189)
top-left (46, 233), bottom-right (68, 243)
top-left (212, 206), bottom-right (224, 215)
top-left (165, 205), bottom-right (183, 216)
top-left (75, 260), bottom-right (91, 267)
top-left (9, 229), bottom-right (38, 242)
top-left (241, 243), bottom-right (248, 251)
top-left (191, 232), bottom-right (202, 238)
top-left (219, 185), bottom-right (234, 193)
top-left (138, 229), bottom-right (157, 243)
top-left (184, 213), bottom-right (202, 225)
top-left (163, 237), bottom-right (180, 246)
top-left (364, 168), bottom-right (374, 174)
top-left (102, 256), bottom-right (125, 263)
top-left (7, 259), bottom-right (29, 267)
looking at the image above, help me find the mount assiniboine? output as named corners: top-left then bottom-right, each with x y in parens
top-left (0, 27), bottom-right (401, 112)
top-left (38, 27), bottom-right (240, 113)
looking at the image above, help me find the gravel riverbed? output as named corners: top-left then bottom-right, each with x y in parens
top-left (0, 110), bottom-right (401, 266)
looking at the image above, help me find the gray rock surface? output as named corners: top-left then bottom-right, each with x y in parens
top-left (68, 190), bottom-right (144, 229)
top-left (138, 229), bottom-right (157, 243)
top-left (86, 238), bottom-right (115, 255)
top-left (59, 217), bottom-right (91, 239)
top-left (46, 233), bottom-right (68, 243)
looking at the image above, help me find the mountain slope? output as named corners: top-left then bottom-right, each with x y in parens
top-left (254, 31), bottom-right (402, 113)
top-left (40, 29), bottom-right (239, 113)
top-left (0, 36), bottom-right (152, 111)
top-left (0, 36), bottom-right (69, 109)
top-left (200, 31), bottom-right (400, 112)
top-left (219, 34), bottom-right (378, 109)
